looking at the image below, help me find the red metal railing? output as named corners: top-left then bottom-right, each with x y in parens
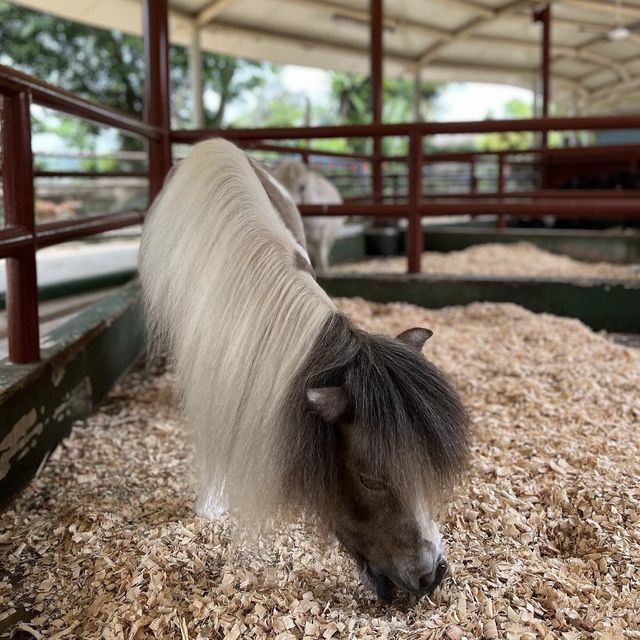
top-left (0, 0), bottom-right (168, 363)
top-left (2, 0), bottom-right (640, 365)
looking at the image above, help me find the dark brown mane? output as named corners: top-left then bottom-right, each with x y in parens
top-left (279, 312), bottom-right (470, 522)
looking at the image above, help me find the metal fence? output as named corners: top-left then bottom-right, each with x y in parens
top-left (2, 0), bottom-right (640, 364)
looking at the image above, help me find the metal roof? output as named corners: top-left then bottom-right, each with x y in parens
top-left (12, 0), bottom-right (640, 114)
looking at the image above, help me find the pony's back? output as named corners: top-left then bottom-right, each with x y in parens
top-left (139, 139), bottom-right (333, 521)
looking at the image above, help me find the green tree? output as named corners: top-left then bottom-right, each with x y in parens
top-left (201, 54), bottom-right (273, 128)
top-left (325, 71), bottom-right (440, 153)
top-left (0, 1), bottom-right (273, 150)
top-left (233, 90), bottom-right (305, 129)
top-left (477, 98), bottom-right (535, 151)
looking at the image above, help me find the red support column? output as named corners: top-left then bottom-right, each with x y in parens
top-left (538, 5), bottom-right (551, 123)
top-left (370, 0), bottom-right (383, 204)
top-left (407, 131), bottom-right (423, 274)
top-left (143, 0), bottom-right (172, 203)
top-left (497, 153), bottom-right (506, 230)
top-left (534, 4), bottom-right (551, 188)
top-left (2, 92), bottom-right (40, 363)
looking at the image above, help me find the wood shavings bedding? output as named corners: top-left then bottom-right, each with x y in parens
top-left (1, 300), bottom-right (639, 639)
top-left (333, 242), bottom-right (640, 280)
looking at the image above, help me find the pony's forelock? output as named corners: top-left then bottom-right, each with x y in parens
top-left (280, 314), bottom-right (470, 523)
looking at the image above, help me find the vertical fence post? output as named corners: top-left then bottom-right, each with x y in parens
top-left (2, 92), bottom-right (40, 363)
top-left (469, 156), bottom-right (477, 193)
top-left (370, 0), bottom-right (383, 204)
top-left (143, 0), bottom-right (172, 203)
top-left (534, 4), bottom-right (551, 189)
top-left (497, 153), bottom-right (506, 230)
top-left (407, 131), bottom-right (422, 274)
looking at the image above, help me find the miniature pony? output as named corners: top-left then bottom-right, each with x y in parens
top-left (139, 139), bottom-right (469, 602)
top-left (272, 159), bottom-right (346, 272)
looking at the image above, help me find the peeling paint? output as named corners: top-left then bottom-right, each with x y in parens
top-left (0, 282), bottom-right (146, 506)
top-left (51, 364), bottom-right (66, 387)
top-left (0, 410), bottom-right (43, 481)
top-left (52, 378), bottom-right (92, 423)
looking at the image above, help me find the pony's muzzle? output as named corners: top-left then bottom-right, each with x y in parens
top-left (418, 557), bottom-right (448, 595)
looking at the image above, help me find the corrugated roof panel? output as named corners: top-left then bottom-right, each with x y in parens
top-left (9, 0), bottom-right (640, 113)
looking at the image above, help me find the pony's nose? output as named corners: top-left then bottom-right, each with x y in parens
top-left (419, 558), bottom-right (448, 593)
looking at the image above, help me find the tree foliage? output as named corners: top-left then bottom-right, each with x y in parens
top-left (329, 71), bottom-right (439, 124)
top-left (324, 71), bottom-right (441, 153)
top-left (0, 1), bottom-right (271, 149)
top-left (477, 98), bottom-right (535, 151)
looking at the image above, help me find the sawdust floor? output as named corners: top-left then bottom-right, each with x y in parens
top-left (1, 300), bottom-right (639, 640)
top-left (332, 243), bottom-right (640, 280)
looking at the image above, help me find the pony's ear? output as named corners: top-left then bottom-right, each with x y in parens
top-left (396, 327), bottom-right (433, 351)
top-left (307, 386), bottom-right (350, 423)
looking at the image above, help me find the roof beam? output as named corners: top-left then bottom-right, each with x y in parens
top-left (557, 0), bottom-right (640, 20)
top-left (511, 10), bottom-right (612, 31)
top-left (559, 48), bottom-right (630, 81)
top-left (431, 0), bottom-right (495, 17)
top-left (587, 63), bottom-right (640, 101)
top-left (590, 83), bottom-right (640, 108)
top-left (194, 0), bottom-right (633, 90)
top-left (197, 0), bottom-right (239, 28)
top-left (283, 0), bottom-right (450, 40)
top-left (412, 0), bottom-right (633, 92)
top-left (416, 0), bottom-right (532, 67)
top-left (589, 89), bottom-right (640, 114)
top-left (202, 18), bottom-right (583, 92)
top-left (284, 1), bottom-right (634, 84)
top-left (552, 24), bottom-right (632, 82)
top-left (205, 20), bottom-right (416, 68)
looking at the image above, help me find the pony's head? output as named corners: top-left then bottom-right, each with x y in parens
top-left (282, 315), bottom-right (469, 602)
top-left (272, 159), bottom-right (309, 204)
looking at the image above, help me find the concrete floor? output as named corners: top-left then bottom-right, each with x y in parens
top-left (0, 237), bottom-right (140, 294)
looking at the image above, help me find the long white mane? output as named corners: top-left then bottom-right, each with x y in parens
top-left (139, 140), bottom-right (334, 523)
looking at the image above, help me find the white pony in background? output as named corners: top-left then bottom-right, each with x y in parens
top-left (272, 159), bottom-right (345, 272)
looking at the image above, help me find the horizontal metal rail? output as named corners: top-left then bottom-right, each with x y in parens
top-left (36, 209), bottom-right (145, 248)
top-left (0, 226), bottom-right (34, 257)
top-left (0, 65), bottom-right (161, 140)
top-left (298, 198), bottom-right (640, 219)
top-left (0, 4), bottom-right (168, 365)
top-left (370, 190), bottom-right (640, 200)
top-left (418, 200), bottom-right (640, 218)
top-left (174, 115), bottom-right (640, 143)
top-left (0, 210), bottom-right (145, 259)
top-left (34, 170), bottom-right (148, 179)
top-left (239, 141), bottom-right (375, 162)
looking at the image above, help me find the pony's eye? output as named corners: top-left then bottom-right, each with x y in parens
top-left (358, 472), bottom-right (386, 492)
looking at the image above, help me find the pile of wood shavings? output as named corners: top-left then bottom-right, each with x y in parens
top-left (333, 242), bottom-right (640, 279)
top-left (1, 300), bottom-right (639, 639)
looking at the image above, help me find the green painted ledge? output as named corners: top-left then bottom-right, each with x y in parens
top-left (0, 281), bottom-right (145, 508)
top-left (422, 226), bottom-right (640, 265)
top-left (318, 274), bottom-right (640, 333)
